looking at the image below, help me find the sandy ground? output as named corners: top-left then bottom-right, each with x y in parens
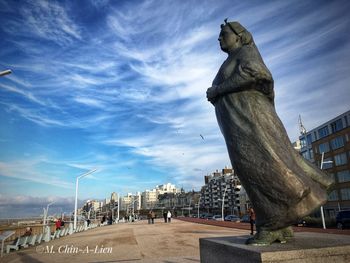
top-left (1, 219), bottom-right (250, 263)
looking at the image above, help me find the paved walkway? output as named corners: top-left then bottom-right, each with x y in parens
top-left (2, 219), bottom-right (249, 263)
top-left (3, 218), bottom-right (350, 263)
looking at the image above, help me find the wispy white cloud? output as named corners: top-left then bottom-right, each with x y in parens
top-left (0, 83), bottom-right (45, 105)
top-left (0, 159), bottom-right (74, 189)
top-left (2, 0), bottom-right (82, 45)
top-left (73, 97), bottom-right (105, 108)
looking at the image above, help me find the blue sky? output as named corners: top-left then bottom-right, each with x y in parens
top-left (0, 0), bottom-right (349, 217)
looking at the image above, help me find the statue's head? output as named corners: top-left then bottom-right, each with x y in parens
top-left (219, 19), bottom-right (253, 53)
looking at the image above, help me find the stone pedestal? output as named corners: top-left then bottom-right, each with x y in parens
top-left (199, 232), bottom-right (350, 263)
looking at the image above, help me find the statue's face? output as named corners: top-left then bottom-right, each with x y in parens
top-left (218, 25), bottom-right (242, 53)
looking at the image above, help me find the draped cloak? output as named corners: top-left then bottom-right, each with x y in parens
top-left (212, 44), bottom-right (334, 230)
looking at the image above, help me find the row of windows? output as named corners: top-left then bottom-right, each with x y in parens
top-left (317, 135), bottom-right (347, 154)
top-left (319, 152), bottom-right (349, 168)
top-left (328, 188), bottom-right (350, 201)
top-left (318, 119), bottom-right (344, 139)
top-left (328, 170), bottom-right (350, 183)
top-left (300, 116), bottom-right (348, 147)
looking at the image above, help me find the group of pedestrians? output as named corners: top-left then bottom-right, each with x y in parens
top-left (147, 210), bottom-right (172, 224)
top-left (163, 211), bottom-right (172, 223)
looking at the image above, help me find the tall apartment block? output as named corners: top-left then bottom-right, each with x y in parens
top-left (201, 167), bottom-right (242, 216)
top-left (299, 110), bottom-right (350, 217)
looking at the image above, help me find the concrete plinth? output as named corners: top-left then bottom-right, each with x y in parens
top-left (199, 232), bottom-right (350, 263)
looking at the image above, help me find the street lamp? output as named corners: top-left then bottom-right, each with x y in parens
top-left (219, 184), bottom-right (229, 221)
top-left (111, 195), bottom-right (120, 223)
top-left (320, 152), bottom-right (333, 229)
top-left (43, 202), bottom-right (55, 226)
top-left (74, 168), bottom-right (98, 230)
top-left (197, 196), bottom-right (202, 218)
top-left (0, 69), bottom-right (11, 77)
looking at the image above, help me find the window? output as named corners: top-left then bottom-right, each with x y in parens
top-left (331, 119), bottom-right (343, 133)
top-left (300, 137), bottom-right (306, 148)
top-left (306, 134), bottom-right (313, 145)
top-left (309, 149), bottom-right (314, 159)
top-left (334, 153), bottom-right (347, 166)
top-left (318, 142), bottom-right (330, 153)
top-left (318, 126), bottom-right (329, 139)
top-left (331, 136), bottom-right (345, 150)
top-left (321, 157), bottom-right (333, 169)
top-left (327, 190), bottom-right (338, 201)
top-left (337, 170), bottom-right (350, 183)
top-left (340, 188), bottom-right (350, 200)
top-left (345, 115), bottom-right (348, 127)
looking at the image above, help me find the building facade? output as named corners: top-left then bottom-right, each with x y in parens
top-left (299, 110), bottom-right (350, 216)
top-left (120, 192), bottom-right (141, 213)
top-left (201, 167), bottom-right (242, 216)
top-left (141, 183), bottom-right (180, 209)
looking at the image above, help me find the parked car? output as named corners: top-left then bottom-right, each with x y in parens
top-left (336, 210), bottom-right (350, 229)
top-left (224, 215), bottom-right (240, 222)
top-left (240, 214), bottom-right (250, 223)
top-left (212, 215), bottom-right (223, 221)
top-left (200, 213), bottom-right (213, 219)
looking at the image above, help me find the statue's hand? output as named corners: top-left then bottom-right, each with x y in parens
top-left (206, 85), bottom-right (219, 104)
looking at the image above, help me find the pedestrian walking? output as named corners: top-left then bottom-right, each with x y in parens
top-left (249, 207), bottom-right (256, 235)
top-left (163, 211), bottom-right (167, 223)
top-left (151, 210), bottom-right (155, 224)
top-left (55, 218), bottom-right (61, 230)
top-left (167, 210), bottom-right (172, 223)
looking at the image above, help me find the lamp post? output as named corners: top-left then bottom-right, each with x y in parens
top-left (320, 152), bottom-right (333, 229)
top-left (221, 184), bottom-right (229, 221)
top-left (0, 69), bottom-right (11, 77)
top-left (197, 196), bottom-right (202, 218)
top-left (43, 202), bottom-right (55, 226)
top-left (74, 169), bottom-right (98, 230)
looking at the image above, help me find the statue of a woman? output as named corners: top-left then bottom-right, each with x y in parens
top-left (207, 20), bottom-right (333, 245)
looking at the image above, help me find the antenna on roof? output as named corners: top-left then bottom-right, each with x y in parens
top-left (298, 115), bottom-right (307, 135)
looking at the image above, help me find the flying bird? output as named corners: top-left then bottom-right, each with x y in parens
top-left (200, 134), bottom-right (204, 140)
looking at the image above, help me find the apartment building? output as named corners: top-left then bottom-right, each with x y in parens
top-left (141, 183), bottom-right (180, 209)
top-left (299, 110), bottom-right (350, 216)
top-left (201, 167), bottom-right (242, 216)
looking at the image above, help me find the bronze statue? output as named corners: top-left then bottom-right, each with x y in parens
top-left (207, 20), bottom-right (334, 245)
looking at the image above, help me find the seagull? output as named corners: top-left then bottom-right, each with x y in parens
top-left (200, 134), bottom-right (204, 140)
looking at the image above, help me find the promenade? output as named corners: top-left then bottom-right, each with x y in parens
top-left (3, 218), bottom-right (350, 263)
top-left (2, 219), bottom-right (249, 263)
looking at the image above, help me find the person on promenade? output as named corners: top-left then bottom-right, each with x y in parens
top-left (55, 218), bottom-right (61, 230)
top-left (23, 227), bottom-right (32, 236)
top-left (151, 210), bottom-right (155, 224)
top-left (163, 211), bottom-right (167, 223)
top-left (249, 207), bottom-right (256, 235)
top-left (167, 211), bottom-right (172, 223)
